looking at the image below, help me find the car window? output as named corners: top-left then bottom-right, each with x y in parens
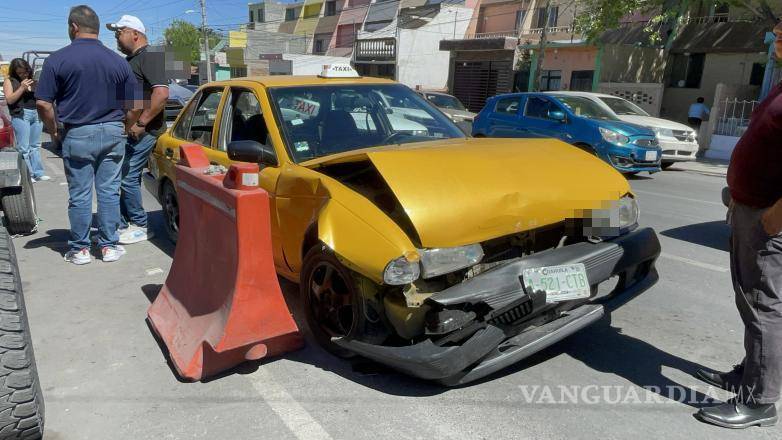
top-left (599, 96), bottom-right (650, 116)
top-left (219, 89), bottom-right (274, 157)
top-left (171, 91), bottom-right (200, 140)
top-left (553, 96), bottom-right (619, 121)
top-left (182, 88), bottom-right (224, 147)
top-left (426, 94), bottom-right (466, 110)
top-left (495, 97), bottom-right (520, 115)
top-left (524, 96), bottom-right (557, 119)
top-left (269, 84), bottom-right (464, 163)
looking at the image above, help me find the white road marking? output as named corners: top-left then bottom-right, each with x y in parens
top-left (633, 190), bottom-right (724, 207)
top-left (660, 252), bottom-right (729, 273)
top-left (250, 368), bottom-right (333, 440)
top-left (145, 267), bottom-right (164, 276)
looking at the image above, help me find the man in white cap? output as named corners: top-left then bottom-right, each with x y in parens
top-left (107, 15), bottom-right (169, 244)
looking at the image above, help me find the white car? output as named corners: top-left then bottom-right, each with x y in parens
top-left (548, 91), bottom-right (699, 169)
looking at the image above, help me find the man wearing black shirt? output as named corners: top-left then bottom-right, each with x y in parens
top-left (108, 15), bottom-right (169, 244)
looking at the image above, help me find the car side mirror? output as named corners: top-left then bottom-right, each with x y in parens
top-left (548, 110), bottom-right (567, 123)
top-left (227, 140), bottom-right (278, 167)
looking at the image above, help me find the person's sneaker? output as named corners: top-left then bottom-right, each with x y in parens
top-left (119, 225), bottom-right (153, 245)
top-left (101, 245), bottom-right (126, 262)
top-left (37, 175), bottom-right (51, 181)
top-left (64, 248), bottom-right (92, 265)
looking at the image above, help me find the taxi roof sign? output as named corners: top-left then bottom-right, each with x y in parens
top-left (319, 64), bottom-right (360, 79)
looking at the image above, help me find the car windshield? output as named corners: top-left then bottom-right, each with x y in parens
top-left (599, 96), bottom-right (649, 116)
top-left (426, 93), bottom-right (466, 110)
top-left (553, 96), bottom-right (619, 121)
top-left (270, 84), bottom-right (465, 163)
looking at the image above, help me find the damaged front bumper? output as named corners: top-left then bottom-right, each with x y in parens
top-left (333, 227), bottom-right (661, 386)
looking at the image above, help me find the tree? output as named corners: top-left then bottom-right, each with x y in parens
top-left (574, 0), bottom-right (778, 45)
top-left (164, 19), bottom-right (221, 65)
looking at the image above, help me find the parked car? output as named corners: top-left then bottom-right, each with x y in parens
top-left (144, 66), bottom-right (661, 385)
top-left (417, 91), bottom-right (476, 123)
top-left (165, 80), bottom-right (195, 128)
top-left (473, 93), bottom-right (662, 175)
top-left (549, 92), bottom-right (699, 169)
top-left (416, 91), bottom-right (475, 135)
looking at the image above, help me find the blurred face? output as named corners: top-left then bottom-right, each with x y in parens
top-left (775, 21), bottom-right (782, 60)
top-left (14, 67), bottom-right (28, 80)
top-left (115, 28), bottom-right (136, 55)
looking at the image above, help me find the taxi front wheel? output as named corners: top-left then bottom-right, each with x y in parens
top-left (300, 245), bottom-right (389, 358)
top-left (162, 181), bottom-right (179, 244)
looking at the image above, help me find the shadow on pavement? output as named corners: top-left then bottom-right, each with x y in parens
top-left (625, 174), bottom-right (654, 181)
top-left (140, 265), bottom-right (712, 403)
top-left (661, 220), bottom-right (730, 252)
top-left (23, 228), bottom-right (70, 255)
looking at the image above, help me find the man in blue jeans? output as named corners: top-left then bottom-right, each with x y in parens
top-left (108, 15), bottom-right (169, 244)
top-left (36, 5), bottom-right (138, 265)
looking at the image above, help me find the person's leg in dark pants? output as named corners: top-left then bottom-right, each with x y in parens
top-left (119, 132), bottom-right (156, 244)
top-left (697, 203), bottom-right (781, 428)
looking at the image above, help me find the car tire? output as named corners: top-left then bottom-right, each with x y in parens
top-left (1, 162), bottom-right (37, 236)
top-left (661, 162), bottom-right (674, 170)
top-left (161, 181), bottom-right (179, 244)
top-left (300, 244), bottom-right (389, 358)
top-left (0, 226), bottom-right (45, 439)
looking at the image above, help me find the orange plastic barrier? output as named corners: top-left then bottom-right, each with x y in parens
top-left (148, 144), bottom-right (303, 381)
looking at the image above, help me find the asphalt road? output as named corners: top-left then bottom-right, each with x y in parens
top-left (14, 146), bottom-right (780, 440)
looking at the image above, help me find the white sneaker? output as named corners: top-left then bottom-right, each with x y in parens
top-left (37, 175), bottom-right (51, 181)
top-left (102, 245), bottom-right (126, 262)
top-left (64, 248), bottom-right (92, 265)
top-left (119, 225), bottom-right (153, 244)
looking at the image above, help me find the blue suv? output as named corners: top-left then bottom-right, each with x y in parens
top-left (472, 93), bottom-right (662, 174)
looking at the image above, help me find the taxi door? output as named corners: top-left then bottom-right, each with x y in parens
top-left (211, 85), bottom-right (287, 270)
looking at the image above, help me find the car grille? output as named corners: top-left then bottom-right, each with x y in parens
top-left (663, 149), bottom-right (696, 157)
top-left (488, 299), bottom-right (534, 327)
top-left (634, 138), bottom-right (658, 148)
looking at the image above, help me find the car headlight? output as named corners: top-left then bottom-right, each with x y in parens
top-left (582, 195), bottom-right (639, 237)
top-left (384, 254), bottom-right (421, 285)
top-left (419, 244), bottom-right (484, 279)
top-left (599, 127), bottom-right (630, 146)
top-left (652, 127), bottom-right (674, 139)
top-left (618, 195), bottom-right (640, 229)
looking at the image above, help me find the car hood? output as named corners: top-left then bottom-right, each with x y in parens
top-left (304, 138), bottom-right (630, 248)
top-left (441, 109), bottom-right (477, 119)
top-left (594, 119), bottom-right (655, 137)
top-left (617, 115), bottom-right (694, 132)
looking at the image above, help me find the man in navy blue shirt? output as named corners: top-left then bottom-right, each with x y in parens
top-left (36, 5), bottom-right (138, 265)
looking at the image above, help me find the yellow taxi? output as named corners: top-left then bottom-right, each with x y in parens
top-left (145, 65), bottom-right (661, 385)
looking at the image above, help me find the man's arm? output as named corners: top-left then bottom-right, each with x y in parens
top-left (36, 100), bottom-right (58, 140)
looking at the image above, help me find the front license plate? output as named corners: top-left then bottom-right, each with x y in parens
top-left (645, 151), bottom-right (657, 161)
top-left (522, 263), bottom-right (590, 303)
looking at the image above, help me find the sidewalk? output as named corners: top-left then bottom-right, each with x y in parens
top-left (666, 158), bottom-right (728, 178)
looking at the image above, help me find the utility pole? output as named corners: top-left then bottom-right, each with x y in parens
top-left (200, 0), bottom-right (212, 83)
top-left (533, 0), bottom-right (552, 92)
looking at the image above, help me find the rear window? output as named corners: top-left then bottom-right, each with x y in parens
top-left (495, 97), bottom-right (520, 114)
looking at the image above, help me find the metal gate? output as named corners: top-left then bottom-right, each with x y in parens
top-left (453, 60), bottom-right (513, 113)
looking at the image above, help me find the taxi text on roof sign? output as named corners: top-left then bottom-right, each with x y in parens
top-left (319, 64), bottom-right (360, 79)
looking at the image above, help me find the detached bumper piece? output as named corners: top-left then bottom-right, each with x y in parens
top-left (334, 227), bottom-right (661, 386)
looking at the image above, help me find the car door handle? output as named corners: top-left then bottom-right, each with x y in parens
top-left (165, 148), bottom-right (174, 158)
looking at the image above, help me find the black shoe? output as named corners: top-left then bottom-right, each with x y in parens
top-left (695, 364), bottom-right (743, 392)
top-left (696, 399), bottom-right (778, 429)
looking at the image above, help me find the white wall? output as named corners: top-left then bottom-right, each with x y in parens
top-left (397, 6), bottom-right (473, 90)
top-left (282, 53), bottom-right (353, 75)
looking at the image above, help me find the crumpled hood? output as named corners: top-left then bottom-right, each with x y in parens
top-left (306, 138), bottom-right (630, 248)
